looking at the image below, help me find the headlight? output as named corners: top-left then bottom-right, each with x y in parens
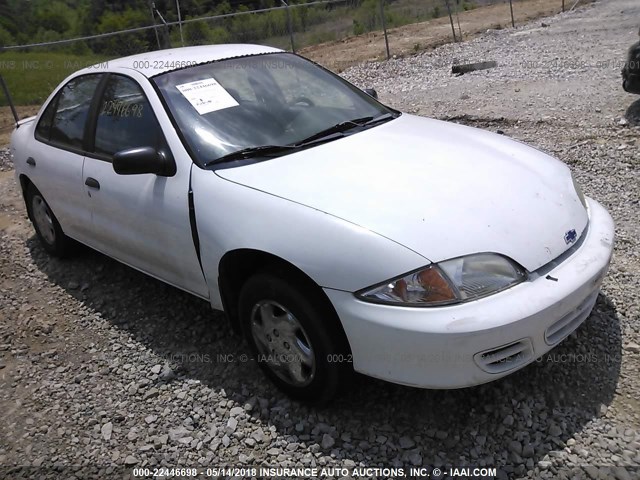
top-left (571, 173), bottom-right (587, 209)
top-left (357, 253), bottom-right (527, 306)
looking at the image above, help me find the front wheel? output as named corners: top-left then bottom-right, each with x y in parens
top-left (26, 184), bottom-right (73, 257)
top-left (239, 272), bottom-right (351, 404)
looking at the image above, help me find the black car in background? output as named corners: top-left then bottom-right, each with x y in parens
top-left (623, 35), bottom-right (640, 94)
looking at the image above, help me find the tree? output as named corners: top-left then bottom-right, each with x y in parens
top-left (0, 25), bottom-right (14, 47)
top-left (95, 8), bottom-right (154, 55)
top-left (34, 2), bottom-right (75, 34)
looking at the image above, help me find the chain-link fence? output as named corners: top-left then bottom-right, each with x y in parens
top-left (0, 0), bottom-right (594, 115)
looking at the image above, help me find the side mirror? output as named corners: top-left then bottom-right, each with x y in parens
top-left (113, 146), bottom-right (176, 177)
top-left (364, 88), bottom-right (378, 99)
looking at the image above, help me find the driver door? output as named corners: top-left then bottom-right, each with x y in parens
top-left (82, 73), bottom-right (208, 298)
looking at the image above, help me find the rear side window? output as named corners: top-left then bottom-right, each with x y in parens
top-left (36, 75), bottom-right (102, 147)
top-left (34, 100), bottom-right (56, 142)
top-left (93, 75), bottom-right (163, 157)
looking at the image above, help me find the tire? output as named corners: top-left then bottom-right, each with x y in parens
top-left (26, 184), bottom-right (73, 257)
top-left (239, 272), bottom-right (351, 404)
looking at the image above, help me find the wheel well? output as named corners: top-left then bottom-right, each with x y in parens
top-left (218, 249), bottom-right (347, 344)
top-left (18, 175), bottom-right (33, 217)
top-left (19, 174), bottom-right (32, 196)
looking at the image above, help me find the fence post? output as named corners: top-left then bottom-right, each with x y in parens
top-left (149, 1), bottom-right (162, 50)
top-left (0, 74), bottom-right (19, 125)
top-left (176, 0), bottom-right (185, 46)
top-left (562, 0), bottom-right (565, 12)
top-left (509, 0), bottom-right (515, 28)
top-left (445, 0), bottom-right (458, 43)
top-left (454, 0), bottom-right (462, 42)
top-left (379, 0), bottom-right (390, 60)
top-left (153, 6), bottom-right (172, 49)
top-left (282, 0), bottom-right (296, 53)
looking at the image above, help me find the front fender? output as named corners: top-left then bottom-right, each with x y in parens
top-left (191, 168), bottom-right (428, 309)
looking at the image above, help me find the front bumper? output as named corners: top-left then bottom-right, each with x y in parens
top-left (325, 198), bottom-right (614, 388)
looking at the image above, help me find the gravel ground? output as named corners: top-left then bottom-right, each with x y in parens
top-left (0, 147), bottom-right (12, 172)
top-left (1, 1), bottom-right (640, 479)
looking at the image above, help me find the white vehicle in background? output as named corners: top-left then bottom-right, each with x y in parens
top-left (10, 45), bottom-right (614, 403)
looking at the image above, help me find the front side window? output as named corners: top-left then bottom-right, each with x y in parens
top-left (153, 53), bottom-right (395, 167)
top-left (94, 75), bottom-right (163, 157)
top-left (36, 74), bottom-right (102, 148)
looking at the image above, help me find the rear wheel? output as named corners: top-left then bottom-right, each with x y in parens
top-left (239, 272), bottom-right (351, 404)
top-left (26, 184), bottom-right (73, 257)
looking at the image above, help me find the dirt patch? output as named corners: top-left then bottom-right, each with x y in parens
top-left (0, 170), bottom-right (28, 234)
top-left (302, 0), bottom-right (593, 71)
top-left (0, 106), bottom-right (39, 147)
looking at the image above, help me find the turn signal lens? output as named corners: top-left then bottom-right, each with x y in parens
top-left (358, 265), bottom-right (458, 306)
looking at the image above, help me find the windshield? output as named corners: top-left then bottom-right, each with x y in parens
top-left (153, 52), bottom-right (395, 167)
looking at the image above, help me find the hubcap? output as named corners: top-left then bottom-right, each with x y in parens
top-left (32, 196), bottom-right (56, 245)
top-left (250, 300), bottom-right (316, 387)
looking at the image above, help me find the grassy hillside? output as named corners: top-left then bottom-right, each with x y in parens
top-left (0, 51), bottom-right (109, 106)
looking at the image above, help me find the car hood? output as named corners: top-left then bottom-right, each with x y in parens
top-left (216, 114), bottom-right (588, 272)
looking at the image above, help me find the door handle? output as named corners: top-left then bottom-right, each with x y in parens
top-left (85, 177), bottom-right (100, 190)
top-left (26, 157), bottom-right (36, 167)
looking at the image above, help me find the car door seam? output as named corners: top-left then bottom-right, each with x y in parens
top-left (188, 163), bottom-right (205, 278)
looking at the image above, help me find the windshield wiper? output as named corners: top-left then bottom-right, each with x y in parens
top-left (293, 116), bottom-right (374, 146)
top-left (362, 112), bottom-right (396, 126)
top-left (204, 113), bottom-right (399, 167)
top-left (205, 144), bottom-right (296, 166)
top-left (293, 113), bottom-right (397, 147)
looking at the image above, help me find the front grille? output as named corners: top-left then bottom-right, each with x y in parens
top-left (473, 339), bottom-right (534, 374)
top-left (544, 290), bottom-right (598, 345)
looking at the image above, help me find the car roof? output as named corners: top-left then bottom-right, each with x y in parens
top-left (81, 44), bottom-right (284, 78)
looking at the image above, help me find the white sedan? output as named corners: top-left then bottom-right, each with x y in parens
top-left (10, 44), bottom-right (614, 403)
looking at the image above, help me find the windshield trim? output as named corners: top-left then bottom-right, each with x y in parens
top-left (149, 51), bottom-right (284, 79)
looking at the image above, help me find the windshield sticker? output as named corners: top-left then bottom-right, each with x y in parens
top-left (175, 78), bottom-right (239, 115)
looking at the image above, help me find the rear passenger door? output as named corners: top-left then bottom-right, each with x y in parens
top-left (82, 73), bottom-right (208, 298)
top-left (28, 74), bottom-right (103, 244)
